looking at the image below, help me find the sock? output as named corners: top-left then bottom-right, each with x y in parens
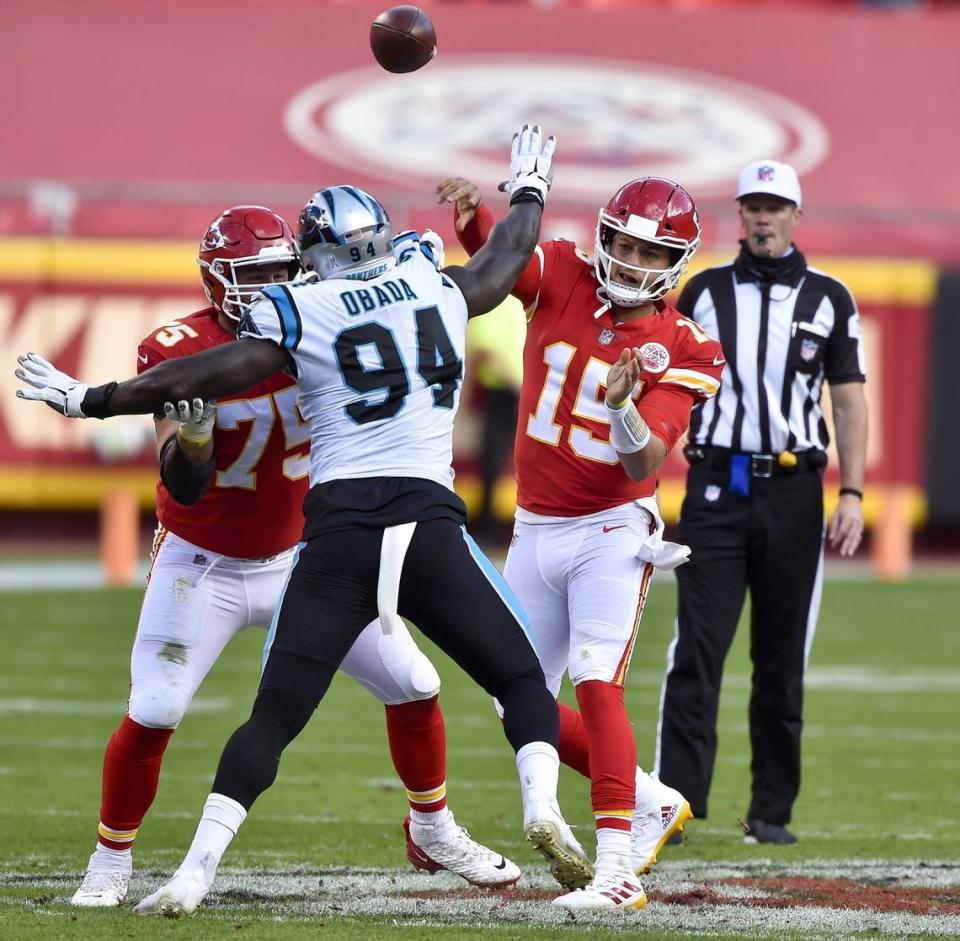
top-left (575, 680), bottom-right (636, 855)
top-left (181, 793), bottom-right (247, 882)
top-left (384, 696), bottom-right (448, 826)
top-left (89, 844), bottom-right (132, 872)
top-left (516, 741), bottom-right (560, 813)
top-left (557, 701), bottom-right (591, 778)
top-left (595, 827), bottom-right (632, 871)
top-left (97, 715), bottom-right (174, 850)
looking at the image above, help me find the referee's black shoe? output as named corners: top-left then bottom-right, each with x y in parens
top-left (742, 819), bottom-right (797, 845)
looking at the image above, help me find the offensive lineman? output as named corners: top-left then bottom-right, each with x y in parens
top-left (440, 175), bottom-right (725, 911)
top-left (17, 126), bottom-right (591, 916)
top-left (70, 205), bottom-right (520, 907)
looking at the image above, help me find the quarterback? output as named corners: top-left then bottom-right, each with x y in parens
top-left (63, 205), bottom-right (520, 907)
top-left (17, 127), bottom-right (591, 916)
top-left (441, 174), bottom-right (725, 911)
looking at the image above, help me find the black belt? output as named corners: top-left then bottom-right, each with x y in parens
top-left (684, 445), bottom-right (826, 478)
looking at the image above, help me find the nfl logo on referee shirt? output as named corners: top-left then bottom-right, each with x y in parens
top-left (800, 338), bottom-right (818, 361)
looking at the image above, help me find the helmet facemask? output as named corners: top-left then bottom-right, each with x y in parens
top-left (200, 249), bottom-right (300, 321)
top-left (594, 211), bottom-right (700, 308)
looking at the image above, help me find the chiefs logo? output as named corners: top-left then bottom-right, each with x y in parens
top-left (638, 342), bottom-right (670, 374)
top-left (202, 220), bottom-right (228, 250)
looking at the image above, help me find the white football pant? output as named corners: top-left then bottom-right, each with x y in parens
top-left (128, 528), bottom-right (439, 729)
top-left (503, 502), bottom-right (660, 694)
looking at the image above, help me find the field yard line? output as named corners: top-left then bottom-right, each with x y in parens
top-left (0, 697), bottom-right (233, 716)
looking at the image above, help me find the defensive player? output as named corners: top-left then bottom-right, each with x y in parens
top-left (68, 205), bottom-right (521, 908)
top-left (441, 175), bottom-right (725, 911)
top-left (18, 126), bottom-right (591, 916)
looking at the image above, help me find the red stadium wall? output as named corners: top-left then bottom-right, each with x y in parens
top-left (1, 1), bottom-right (958, 259)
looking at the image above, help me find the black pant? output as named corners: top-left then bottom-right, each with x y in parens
top-left (656, 463), bottom-right (825, 825)
top-left (213, 517), bottom-right (557, 808)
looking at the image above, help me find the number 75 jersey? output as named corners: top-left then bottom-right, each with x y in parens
top-left (516, 240), bottom-right (725, 517)
top-left (240, 245), bottom-right (467, 491)
top-left (137, 308), bottom-right (310, 558)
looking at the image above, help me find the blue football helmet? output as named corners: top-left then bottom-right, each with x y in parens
top-left (298, 186), bottom-right (395, 282)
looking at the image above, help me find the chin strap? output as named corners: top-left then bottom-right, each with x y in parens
top-left (592, 299), bottom-right (611, 320)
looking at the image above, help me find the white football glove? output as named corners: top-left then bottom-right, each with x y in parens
top-left (498, 124), bottom-right (557, 207)
top-left (15, 352), bottom-right (90, 418)
top-left (165, 398), bottom-right (216, 446)
top-left (420, 229), bottom-right (446, 271)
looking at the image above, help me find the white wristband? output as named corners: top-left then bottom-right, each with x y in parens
top-left (606, 399), bottom-right (651, 454)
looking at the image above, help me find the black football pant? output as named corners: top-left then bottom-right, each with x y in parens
top-left (656, 463), bottom-right (825, 825)
top-left (212, 518), bottom-right (556, 808)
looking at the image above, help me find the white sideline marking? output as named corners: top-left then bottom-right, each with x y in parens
top-left (2, 862), bottom-right (959, 938)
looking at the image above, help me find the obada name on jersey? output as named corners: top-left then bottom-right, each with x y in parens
top-left (339, 278), bottom-right (420, 316)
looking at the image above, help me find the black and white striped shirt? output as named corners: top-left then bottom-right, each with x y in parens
top-left (678, 246), bottom-right (866, 454)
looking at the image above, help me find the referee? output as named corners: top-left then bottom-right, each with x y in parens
top-left (655, 160), bottom-right (868, 845)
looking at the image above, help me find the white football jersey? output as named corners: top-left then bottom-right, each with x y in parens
top-left (239, 236), bottom-right (468, 490)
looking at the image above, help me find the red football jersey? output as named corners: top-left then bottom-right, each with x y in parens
top-left (458, 206), bottom-right (724, 517)
top-left (137, 308), bottom-right (309, 557)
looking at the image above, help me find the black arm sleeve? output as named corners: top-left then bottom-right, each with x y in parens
top-left (159, 435), bottom-right (216, 506)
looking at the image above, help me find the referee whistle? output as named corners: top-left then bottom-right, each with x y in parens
top-left (777, 451), bottom-right (798, 469)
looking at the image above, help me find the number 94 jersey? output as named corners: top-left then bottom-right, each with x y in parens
top-left (240, 243), bottom-right (467, 491)
top-left (137, 309), bottom-right (310, 558)
top-left (517, 240), bottom-right (725, 517)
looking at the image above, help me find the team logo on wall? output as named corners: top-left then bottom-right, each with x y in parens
top-left (285, 57), bottom-right (828, 202)
top-left (639, 342), bottom-right (670, 374)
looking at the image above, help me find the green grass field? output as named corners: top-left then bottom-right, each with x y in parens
top-left (1, 577), bottom-right (959, 939)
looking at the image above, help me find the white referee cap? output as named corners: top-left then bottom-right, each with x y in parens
top-left (735, 160), bottom-right (802, 208)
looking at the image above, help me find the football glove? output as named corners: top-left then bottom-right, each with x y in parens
top-left (165, 398), bottom-right (216, 446)
top-left (420, 228), bottom-right (445, 271)
top-left (498, 124), bottom-right (557, 207)
top-left (15, 352), bottom-right (90, 418)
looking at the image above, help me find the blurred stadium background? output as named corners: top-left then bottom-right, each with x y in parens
top-left (1, 0), bottom-right (958, 582)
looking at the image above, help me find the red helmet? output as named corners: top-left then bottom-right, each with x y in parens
top-left (198, 206), bottom-right (299, 320)
top-left (594, 178), bottom-right (701, 307)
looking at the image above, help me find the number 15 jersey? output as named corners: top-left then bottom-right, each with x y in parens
top-left (515, 240), bottom-right (725, 517)
top-left (240, 240), bottom-right (467, 493)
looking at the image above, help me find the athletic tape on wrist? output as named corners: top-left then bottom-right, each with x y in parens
top-left (606, 399), bottom-right (651, 453)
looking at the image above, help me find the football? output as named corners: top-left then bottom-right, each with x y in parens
top-left (370, 6), bottom-right (437, 74)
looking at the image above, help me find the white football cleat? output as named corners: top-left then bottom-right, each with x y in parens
top-left (70, 853), bottom-right (132, 908)
top-left (134, 867), bottom-right (210, 917)
top-left (405, 812), bottom-right (521, 888)
top-left (523, 800), bottom-right (593, 891)
top-left (552, 866), bottom-right (648, 912)
top-left (632, 783), bottom-right (693, 875)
